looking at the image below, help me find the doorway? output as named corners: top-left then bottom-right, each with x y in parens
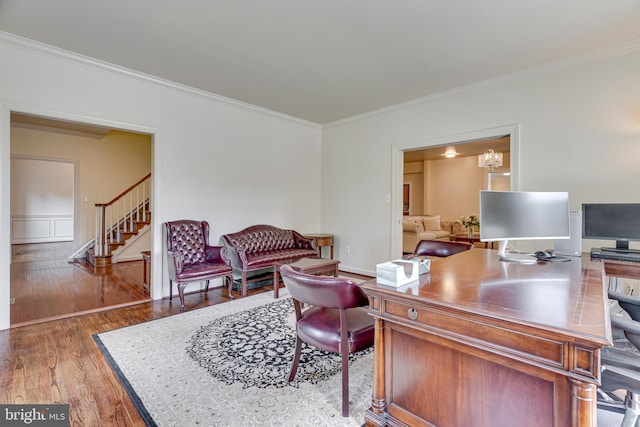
top-left (391, 125), bottom-right (519, 257)
top-left (8, 112), bottom-right (153, 326)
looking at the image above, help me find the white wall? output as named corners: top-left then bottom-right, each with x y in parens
top-left (0, 34), bottom-right (321, 330)
top-left (11, 158), bottom-right (74, 243)
top-left (322, 44), bottom-right (640, 275)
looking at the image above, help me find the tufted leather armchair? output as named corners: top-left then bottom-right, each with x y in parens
top-left (280, 264), bottom-right (374, 417)
top-left (164, 220), bottom-right (233, 312)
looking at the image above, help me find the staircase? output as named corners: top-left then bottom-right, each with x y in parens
top-left (86, 174), bottom-right (151, 267)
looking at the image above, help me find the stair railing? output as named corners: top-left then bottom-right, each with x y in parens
top-left (94, 173), bottom-right (151, 257)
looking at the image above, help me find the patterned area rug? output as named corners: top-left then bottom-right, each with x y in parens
top-left (95, 288), bottom-right (373, 426)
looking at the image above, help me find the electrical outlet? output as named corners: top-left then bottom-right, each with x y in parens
top-left (345, 245), bottom-right (351, 254)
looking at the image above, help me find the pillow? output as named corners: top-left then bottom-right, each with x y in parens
top-left (423, 215), bottom-right (441, 231)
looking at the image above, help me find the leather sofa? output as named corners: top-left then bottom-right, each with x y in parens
top-left (222, 224), bottom-right (319, 297)
top-left (402, 215), bottom-right (462, 253)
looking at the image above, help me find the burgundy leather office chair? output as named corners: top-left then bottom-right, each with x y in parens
top-left (279, 264), bottom-right (374, 417)
top-left (165, 220), bottom-right (233, 311)
top-left (411, 239), bottom-right (474, 257)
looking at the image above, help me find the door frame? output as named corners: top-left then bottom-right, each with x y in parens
top-left (1, 104), bottom-right (158, 330)
top-left (390, 124), bottom-right (520, 258)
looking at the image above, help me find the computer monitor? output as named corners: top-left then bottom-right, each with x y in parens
top-left (479, 191), bottom-right (571, 264)
top-left (582, 203), bottom-right (640, 254)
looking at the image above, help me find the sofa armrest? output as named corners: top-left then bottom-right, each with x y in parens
top-left (440, 220), bottom-right (454, 234)
top-left (451, 220), bottom-right (465, 235)
top-left (403, 222), bottom-right (420, 233)
top-left (221, 234), bottom-right (249, 270)
top-left (293, 231), bottom-right (319, 254)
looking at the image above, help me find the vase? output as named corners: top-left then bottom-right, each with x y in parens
top-left (467, 227), bottom-right (475, 238)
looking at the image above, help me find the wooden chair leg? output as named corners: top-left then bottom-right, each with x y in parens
top-left (288, 336), bottom-right (303, 382)
top-left (341, 347), bottom-right (349, 417)
top-left (340, 310), bottom-right (350, 417)
top-left (227, 275), bottom-right (234, 299)
top-left (178, 283), bottom-right (186, 312)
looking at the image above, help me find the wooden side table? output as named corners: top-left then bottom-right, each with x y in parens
top-left (451, 234), bottom-right (495, 249)
top-left (141, 251), bottom-right (151, 293)
top-left (273, 257), bottom-right (340, 298)
top-left (303, 233), bottom-right (334, 259)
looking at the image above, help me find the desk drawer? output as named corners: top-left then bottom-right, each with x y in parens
top-left (382, 297), bottom-right (569, 371)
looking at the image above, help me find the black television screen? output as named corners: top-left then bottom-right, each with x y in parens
top-left (582, 203), bottom-right (640, 252)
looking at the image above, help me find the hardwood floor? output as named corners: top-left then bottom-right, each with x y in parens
top-left (2, 247), bottom-right (372, 426)
top-left (0, 284), bottom-right (250, 426)
top-left (10, 242), bottom-right (150, 326)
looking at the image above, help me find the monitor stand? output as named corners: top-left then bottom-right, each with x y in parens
top-left (601, 240), bottom-right (640, 254)
top-left (496, 240), bottom-right (537, 265)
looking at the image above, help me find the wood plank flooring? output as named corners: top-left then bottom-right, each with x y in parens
top-left (3, 244), bottom-right (371, 426)
top-left (0, 285), bottom-right (245, 426)
top-left (10, 242), bottom-right (149, 326)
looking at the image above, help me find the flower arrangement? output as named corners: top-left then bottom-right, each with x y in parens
top-left (460, 214), bottom-right (480, 229)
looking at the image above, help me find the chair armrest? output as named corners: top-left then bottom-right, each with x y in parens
top-left (611, 315), bottom-right (640, 336)
top-left (609, 291), bottom-right (640, 306)
top-left (609, 291), bottom-right (640, 321)
top-left (205, 245), bottom-right (231, 265)
top-left (167, 250), bottom-right (184, 277)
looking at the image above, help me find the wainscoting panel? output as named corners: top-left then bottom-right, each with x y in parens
top-left (11, 215), bottom-right (73, 244)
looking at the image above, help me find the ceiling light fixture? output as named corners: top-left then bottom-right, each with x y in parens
top-left (478, 149), bottom-right (503, 170)
top-left (443, 146), bottom-right (457, 158)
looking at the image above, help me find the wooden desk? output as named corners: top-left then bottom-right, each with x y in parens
top-left (303, 233), bottom-right (334, 259)
top-left (602, 257), bottom-right (640, 281)
top-left (362, 250), bottom-right (612, 427)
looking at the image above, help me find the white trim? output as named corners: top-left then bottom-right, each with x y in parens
top-left (11, 214), bottom-right (74, 244)
top-left (0, 103), bottom-right (161, 330)
top-left (0, 105), bottom-right (11, 330)
top-left (0, 31), bottom-right (320, 129)
top-left (11, 154), bottom-right (79, 246)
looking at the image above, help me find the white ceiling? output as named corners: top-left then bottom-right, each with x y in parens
top-left (1, 1), bottom-right (640, 124)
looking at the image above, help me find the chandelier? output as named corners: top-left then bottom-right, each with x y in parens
top-left (478, 149), bottom-right (503, 171)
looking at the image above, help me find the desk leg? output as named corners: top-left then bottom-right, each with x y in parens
top-left (570, 379), bottom-right (597, 427)
top-left (365, 317), bottom-right (387, 426)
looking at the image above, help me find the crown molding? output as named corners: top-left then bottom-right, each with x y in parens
top-left (0, 31), bottom-right (320, 129)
